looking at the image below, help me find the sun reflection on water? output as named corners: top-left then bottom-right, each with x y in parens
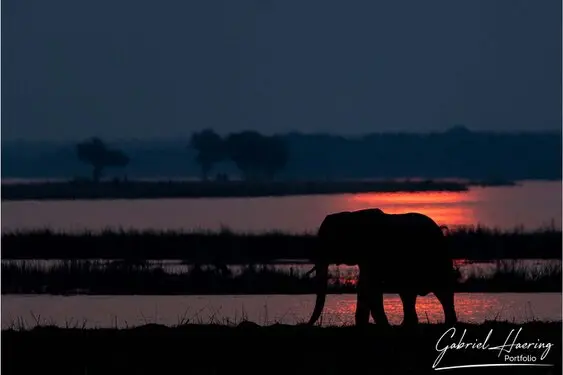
top-left (322, 293), bottom-right (519, 326)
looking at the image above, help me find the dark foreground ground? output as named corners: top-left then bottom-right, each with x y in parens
top-left (3, 321), bottom-right (561, 375)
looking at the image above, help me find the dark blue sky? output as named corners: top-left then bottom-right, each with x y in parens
top-left (2, 0), bottom-right (561, 141)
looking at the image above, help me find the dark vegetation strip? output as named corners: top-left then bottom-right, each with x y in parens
top-left (2, 225), bottom-right (561, 260)
top-left (0, 179), bottom-right (476, 201)
top-left (3, 321), bottom-right (561, 375)
top-left (2, 259), bottom-right (561, 294)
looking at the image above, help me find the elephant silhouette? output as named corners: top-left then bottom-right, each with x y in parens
top-left (305, 208), bottom-right (458, 327)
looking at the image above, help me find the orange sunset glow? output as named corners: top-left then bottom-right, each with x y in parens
top-left (343, 191), bottom-right (477, 227)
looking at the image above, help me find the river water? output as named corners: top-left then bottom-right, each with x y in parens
top-left (1, 180), bottom-right (561, 233)
top-left (2, 293), bottom-right (561, 329)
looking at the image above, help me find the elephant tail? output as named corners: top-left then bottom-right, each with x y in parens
top-left (437, 224), bottom-right (460, 284)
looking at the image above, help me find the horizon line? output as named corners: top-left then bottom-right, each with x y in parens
top-left (2, 128), bottom-right (562, 144)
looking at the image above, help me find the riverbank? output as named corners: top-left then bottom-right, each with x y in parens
top-left (0, 178), bottom-right (517, 201)
top-left (2, 259), bottom-right (561, 294)
top-left (2, 321), bottom-right (560, 374)
top-left (3, 225), bottom-right (561, 260)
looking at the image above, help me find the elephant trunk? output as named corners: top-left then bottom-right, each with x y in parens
top-left (307, 261), bottom-right (329, 326)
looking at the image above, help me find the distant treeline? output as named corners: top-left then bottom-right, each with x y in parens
top-left (3, 226), bottom-right (561, 261)
top-left (66, 130), bottom-right (289, 183)
top-left (1, 179), bottom-right (474, 201)
top-left (2, 126), bottom-right (561, 181)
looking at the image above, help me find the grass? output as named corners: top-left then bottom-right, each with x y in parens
top-left (459, 260), bottom-right (563, 293)
top-left (2, 224), bottom-right (562, 260)
top-left (2, 319), bottom-right (561, 374)
top-left (0, 260), bottom-right (350, 295)
top-left (2, 259), bottom-right (561, 294)
top-left (0, 178), bottom-right (477, 201)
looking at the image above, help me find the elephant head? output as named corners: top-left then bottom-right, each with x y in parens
top-left (305, 209), bottom-right (385, 326)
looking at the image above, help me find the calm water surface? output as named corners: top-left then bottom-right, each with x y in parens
top-left (1, 180), bottom-right (561, 233)
top-left (2, 293), bottom-right (560, 329)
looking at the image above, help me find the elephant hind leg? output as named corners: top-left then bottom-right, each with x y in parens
top-left (368, 290), bottom-right (389, 326)
top-left (400, 292), bottom-right (418, 326)
top-left (435, 289), bottom-right (457, 325)
top-left (355, 290), bottom-right (370, 326)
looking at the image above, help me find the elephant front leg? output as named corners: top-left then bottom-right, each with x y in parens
top-left (356, 266), bottom-right (389, 326)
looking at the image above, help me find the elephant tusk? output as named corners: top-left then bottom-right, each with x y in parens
top-left (440, 225), bottom-right (450, 236)
top-left (305, 266), bottom-right (316, 277)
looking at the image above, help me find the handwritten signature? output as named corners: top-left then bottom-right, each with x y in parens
top-left (433, 327), bottom-right (554, 370)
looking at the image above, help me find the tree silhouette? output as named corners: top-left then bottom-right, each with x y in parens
top-left (225, 131), bottom-right (289, 181)
top-left (262, 135), bottom-right (289, 179)
top-left (224, 131), bottom-right (264, 181)
top-left (75, 137), bottom-right (130, 182)
top-left (189, 129), bottom-right (225, 180)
